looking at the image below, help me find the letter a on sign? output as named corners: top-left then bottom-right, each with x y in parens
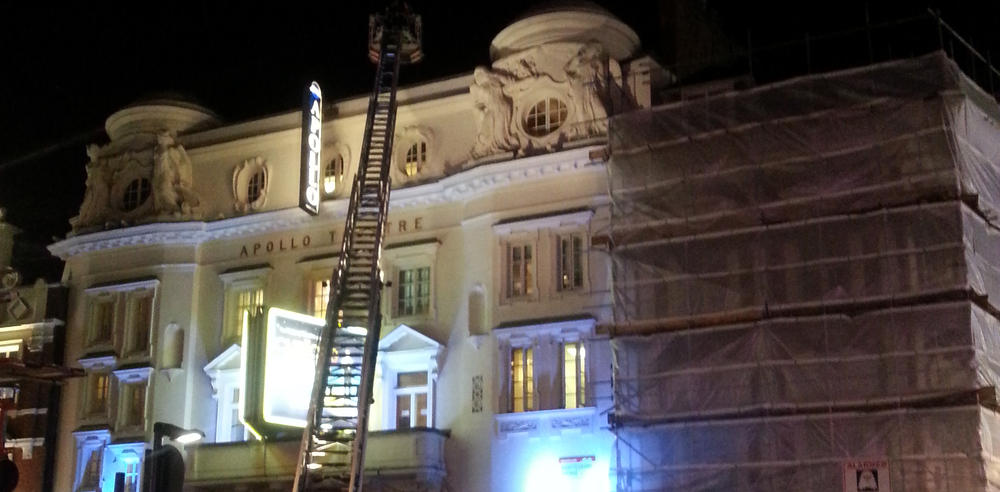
top-left (299, 82), bottom-right (323, 215)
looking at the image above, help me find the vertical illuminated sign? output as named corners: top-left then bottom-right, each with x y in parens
top-left (299, 81), bottom-right (323, 215)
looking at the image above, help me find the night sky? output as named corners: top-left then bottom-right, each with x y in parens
top-left (1, 0), bottom-right (997, 279)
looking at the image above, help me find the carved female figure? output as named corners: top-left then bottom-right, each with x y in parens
top-left (78, 145), bottom-right (111, 226)
top-left (470, 67), bottom-right (519, 159)
top-left (564, 43), bottom-right (609, 138)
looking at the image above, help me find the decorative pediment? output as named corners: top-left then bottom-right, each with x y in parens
top-left (204, 344), bottom-right (242, 373)
top-left (379, 324), bottom-right (442, 353)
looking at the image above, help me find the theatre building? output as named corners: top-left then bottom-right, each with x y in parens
top-left (47, 1), bottom-right (1000, 491)
top-left (49, 5), bottom-right (652, 492)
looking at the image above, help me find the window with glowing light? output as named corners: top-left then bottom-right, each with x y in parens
top-left (323, 155), bottom-right (345, 198)
top-left (510, 347), bottom-right (534, 413)
top-left (562, 341), bottom-right (587, 409)
top-left (310, 278), bottom-right (331, 321)
top-left (557, 234), bottom-right (585, 292)
top-left (404, 141), bottom-right (427, 177)
top-left (506, 243), bottom-right (534, 299)
top-left (219, 266), bottom-right (270, 346)
top-left (525, 98), bottom-right (568, 137)
top-left (86, 373), bottom-right (110, 418)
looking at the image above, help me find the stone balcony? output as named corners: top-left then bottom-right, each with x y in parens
top-left (185, 428), bottom-right (448, 491)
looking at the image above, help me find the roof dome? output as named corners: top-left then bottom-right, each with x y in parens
top-left (105, 95), bottom-right (220, 141)
top-left (491, 2), bottom-right (640, 62)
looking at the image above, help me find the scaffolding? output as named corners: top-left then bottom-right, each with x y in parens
top-left (607, 51), bottom-right (1000, 492)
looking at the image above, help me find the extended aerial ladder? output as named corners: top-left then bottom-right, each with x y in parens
top-left (293, 3), bottom-right (422, 492)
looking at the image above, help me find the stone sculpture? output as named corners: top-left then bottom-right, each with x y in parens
top-left (78, 145), bottom-right (111, 226)
top-left (564, 43), bottom-right (609, 138)
top-left (470, 67), bottom-right (519, 159)
top-left (153, 132), bottom-right (200, 216)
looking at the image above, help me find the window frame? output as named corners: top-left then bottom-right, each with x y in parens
top-left (375, 325), bottom-right (442, 431)
top-left (524, 97), bottom-right (569, 137)
top-left (555, 232), bottom-right (587, 292)
top-left (493, 317), bottom-right (596, 414)
top-left (113, 366), bottom-right (152, 433)
top-left (382, 240), bottom-right (439, 324)
top-left (219, 267), bottom-right (271, 347)
top-left (403, 141), bottom-right (427, 177)
top-left (322, 154), bottom-right (346, 198)
top-left (84, 279), bottom-right (160, 355)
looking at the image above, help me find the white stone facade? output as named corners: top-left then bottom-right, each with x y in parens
top-left (50, 5), bottom-right (656, 492)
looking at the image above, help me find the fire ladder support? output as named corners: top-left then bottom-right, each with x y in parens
top-left (293, 3), bottom-right (422, 492)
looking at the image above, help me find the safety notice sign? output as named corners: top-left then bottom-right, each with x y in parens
top-left (844, 459), bottom-right (890, 492)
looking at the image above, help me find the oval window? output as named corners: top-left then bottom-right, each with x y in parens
top-left (323, 155), bottom-right (345, 197)
top-left (122, 178), bottom-right (151, 211)
top-left (525, 98), bottom-right (568, 137)
top-left (404, 141), bottom-right (427, 177)
top-left (247, 170), bottom-right (266, 204)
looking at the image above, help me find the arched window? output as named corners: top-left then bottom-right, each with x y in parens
top-left (323, 155), bottom-right (345, 197)
top-left (247, 170), bottom-right (266, 204)
top-left (404, 142), bottom-right (427, 177)
top-left (122, 178), bottom-right (151, 211)
top-left (525, 98), bottom-right (568, 137)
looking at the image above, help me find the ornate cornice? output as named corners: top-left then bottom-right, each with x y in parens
top-left (49, 145), bottom-right (606, 259)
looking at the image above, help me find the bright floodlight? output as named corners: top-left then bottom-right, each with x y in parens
top-left (174, 431), bottom-right (205, 444)
top-left (153, 422), bottom-right (206, 445)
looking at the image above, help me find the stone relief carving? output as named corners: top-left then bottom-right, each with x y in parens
top-left (79, 145), bottom-right (113, 227)
top-left (564, 43), bottom-right (610, 138)
top-left (498, 419), bottom-right (538, 434)
top-left (470, 67), bottom-right (519, 159)
top-left (77, 133), bottom-right (202, 230)
top-left (551, 415), bottom-right (591, 429)
top-left (153, 132), bottom-right (200, 216)
top-left (469, 42), bottom-right (611, 159)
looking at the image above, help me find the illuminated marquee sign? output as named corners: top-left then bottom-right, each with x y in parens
top-left (299, 81), bottom-right (323, 215)
top-left (240, 307), bottom-right (325, 437)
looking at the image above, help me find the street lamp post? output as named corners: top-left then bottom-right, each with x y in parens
top-left (146, 422), bottom-right (204, 492)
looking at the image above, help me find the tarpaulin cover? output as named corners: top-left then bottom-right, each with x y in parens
top-left (608, 52), bottom-right (1000, 491)
top-left (614, 406), bottom-right (998, 492)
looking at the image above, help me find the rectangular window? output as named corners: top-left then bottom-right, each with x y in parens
top-left (232, 288), bottom-right (264, 340)
top-left (557, 234), bottom-right (585, 291)
top-left (230, 388), bottom-right (245, 441)
top-left (88, 374), bottom-right (110, 417)
top-left (126, 296), bottom-right (153, 355)
top-left (310, 279), bottom-right (331, 321)
top-left (562, 341), bottom-right (587, 409)
top-left (124, 462), bottom-right (140, 492)
top-left (82, 449), bottom-right (102, 487)
top-left (507, 243), bottom-right (534, 298)
top-left (124, 383), bottom-right (146, 427)
top-left (394, 371), bottom-right (429, 429)
top-left (510, 348), bottom-right (534, 413)
top-left (397, 267), bottom-right (431, 316)
top-left (91, 300), bottom-right (116, 345)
